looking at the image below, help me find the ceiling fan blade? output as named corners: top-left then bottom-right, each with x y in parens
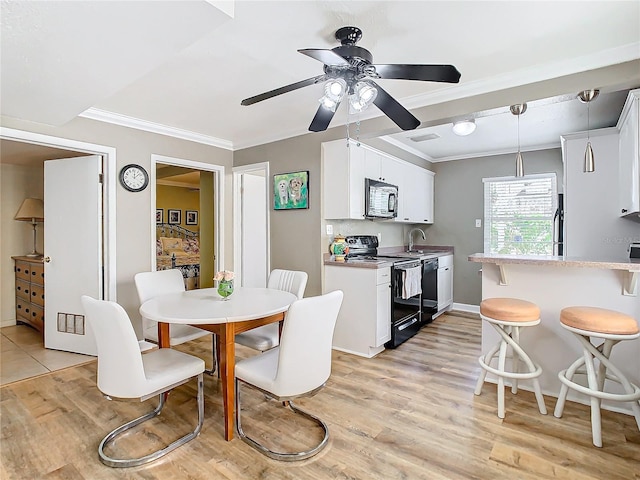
top-left (309, 103), bottom-right (339, 132)
top-left (371, 82), bottom-right (420, 131)
top-left (372, 64), bottom-right (461, 83)
top-left (241, 74), bottom-right (326, 106)
top-left (298, 49), bottom-right (350, 66)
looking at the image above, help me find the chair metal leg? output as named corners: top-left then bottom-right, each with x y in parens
top-left (205, 334), bottom-right (217, 376)
top-left (98, 373), bottom-right (205, 468)
top-left (235, 378), bottom-right (329, 461)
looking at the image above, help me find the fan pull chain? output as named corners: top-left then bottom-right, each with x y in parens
top-left (355, 115), bottom-right (361, 146)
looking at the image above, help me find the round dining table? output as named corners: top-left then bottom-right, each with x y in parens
top-left (140, 286), bottom-right (297, 441)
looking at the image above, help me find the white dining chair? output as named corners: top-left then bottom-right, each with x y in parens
top-left (235, 290), bottom-right (343, 461)
top-left (81, 295), bottom-right (205, 468)
top-left (235, 269), bottom-right (308, 352)
top-left (135, 269), bottom-right (217, 374)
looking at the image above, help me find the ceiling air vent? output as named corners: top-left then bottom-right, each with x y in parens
top-left (409, 133), bottom-right (441, 142)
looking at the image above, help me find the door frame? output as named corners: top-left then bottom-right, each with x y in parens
top-left (151, 154), bottom-right (224, 274)
top-left (0, 127), bottom-right (117, 301)
top-left (233, 162), bottom-right (270, 287)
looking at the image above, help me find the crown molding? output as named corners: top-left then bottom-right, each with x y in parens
top-left (378, 135), bottom-right (434, 162)
top-left (428, 142), bottom-right (562, 163)
top-left (79, 108), bottom-right (234, 150)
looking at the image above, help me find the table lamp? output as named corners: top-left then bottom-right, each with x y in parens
top-left (14, 198), bottom-right (44, 257)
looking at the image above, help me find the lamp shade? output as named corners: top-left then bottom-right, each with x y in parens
top-left (14, 198), bottom-right (44, 221)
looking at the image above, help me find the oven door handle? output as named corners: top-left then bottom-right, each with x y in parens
top-left (398, 317), bottom-right (419, 331)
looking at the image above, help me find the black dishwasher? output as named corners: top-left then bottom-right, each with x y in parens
top-left (421, 258), bottom-right (438, 326)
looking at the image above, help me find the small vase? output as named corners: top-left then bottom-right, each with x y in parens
top-left (217, 279), bottom-right (234, 300)
top-left (329, 234), bottom-right (349, 262)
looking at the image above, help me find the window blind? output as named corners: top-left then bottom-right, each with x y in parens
top-left (483, 173), bottom-right (557, 255)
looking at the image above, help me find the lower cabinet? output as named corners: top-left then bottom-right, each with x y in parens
top-left (436, 255), bottom-right (453, 314)
top-left (12, 256), bottom-right (45, 334)
top-left (324, 265), bottom-right (391, 358)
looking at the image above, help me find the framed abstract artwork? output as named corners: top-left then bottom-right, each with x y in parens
top-left (273, 171), bottom-right (309, 210)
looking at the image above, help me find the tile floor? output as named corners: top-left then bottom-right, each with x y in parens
top-left (0, 324), bottom-right (94, 386)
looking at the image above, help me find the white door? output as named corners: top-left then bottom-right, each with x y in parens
top-left (234, 164), bottom-right (269, 288)
top-left (44, 155), bottom-right (102, 355)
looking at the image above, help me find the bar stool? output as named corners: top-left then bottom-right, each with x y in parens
top-left (474, 297), bottom-right (547, 418)
top-left (553, 306), bottom-right (640, 447)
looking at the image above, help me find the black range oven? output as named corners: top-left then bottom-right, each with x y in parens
top-left (385, 258), bottom-right (422, 349)
top-left (344, 235), bottom-right (424, 349)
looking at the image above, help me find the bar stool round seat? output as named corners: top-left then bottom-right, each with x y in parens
top-left (553, 306), bottom-right (640, 447)
top-left (474, 298), bottom-right (547, 419)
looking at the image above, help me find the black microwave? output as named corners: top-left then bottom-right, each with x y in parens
top-left (365, 178), bottom-right (398, 219)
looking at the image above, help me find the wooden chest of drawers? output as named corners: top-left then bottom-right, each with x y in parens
top-left (12, 256), bottom-right (45, 334)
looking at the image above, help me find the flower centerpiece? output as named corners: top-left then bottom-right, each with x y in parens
top-left (214, 270), bottom-right (234, 300)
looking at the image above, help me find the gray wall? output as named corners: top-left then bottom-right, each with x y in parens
top-left (426, 148), bottom-right (563, 305)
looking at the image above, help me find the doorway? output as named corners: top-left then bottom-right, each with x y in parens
top-left (233, 163), bottom-right (270, 287)
top-left (0, 127), bottom-right (116, 376)
top-left (151, 155), bottom-right (224, 288)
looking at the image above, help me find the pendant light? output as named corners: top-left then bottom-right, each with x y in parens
top-left (510, 103), bottom-right (527, 177)
top-left (577, 89), bottom-right (599, 173)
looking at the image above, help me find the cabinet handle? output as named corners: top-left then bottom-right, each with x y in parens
top-left (622, 209), bottom-right (628, 213)
top-left (404, 217), bottom-right (409, 221)
top-left (44, 257), bottom-right (51, 263)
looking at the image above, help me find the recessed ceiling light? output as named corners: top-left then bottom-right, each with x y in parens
top-left (452, 119), bottom-right (476, 136)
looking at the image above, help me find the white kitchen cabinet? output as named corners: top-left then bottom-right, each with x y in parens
top-left (399, 166), bottom-right (434, 224)
top-left (322, 139), bottom-right (366, 219)
top-left (436, 254), bottom-right (453, 313)
top-left (322, 138), bottom-right (435, 224)
top-left (364, 148), bottom-right (403, 187)
top-left (324, 265), bottom-right (391, 358)
top-left (618, 89), bottom-right (640, 218)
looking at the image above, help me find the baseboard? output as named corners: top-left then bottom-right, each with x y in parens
top-left (1, 319), bottom-right (17, 328)
top-left (452, 302), bottom-right (480, 314)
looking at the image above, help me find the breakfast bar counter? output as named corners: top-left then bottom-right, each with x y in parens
top-left (468, 252), bottom-right (640, 415)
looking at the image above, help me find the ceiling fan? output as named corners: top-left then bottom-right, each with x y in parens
top-left (241, 26), bottom-right (461, 132)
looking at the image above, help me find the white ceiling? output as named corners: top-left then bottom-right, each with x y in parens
top-left (1, 1), bottom-right (639, 160)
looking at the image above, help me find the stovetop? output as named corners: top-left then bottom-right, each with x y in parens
top-left (344, 235), bottom-right (420, 265)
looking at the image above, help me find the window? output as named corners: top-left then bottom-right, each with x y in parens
top-left (483, 173), bottom-right (557, 255)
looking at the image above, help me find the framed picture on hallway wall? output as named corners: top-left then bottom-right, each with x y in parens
top-left (186, 210), bottom-right (198, 225)
top-left (168, 209), bottom-right (181, 224)
top-left (273, 170), bottom-right (309, 210)
top-left (156, 209), bottom-right (163, 224)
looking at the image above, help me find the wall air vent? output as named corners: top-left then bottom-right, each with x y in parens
top-left (409, 133), bottom-right (441, 142)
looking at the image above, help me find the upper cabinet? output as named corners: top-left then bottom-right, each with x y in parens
top-left (322, 139), bottom-right (366, 220)
top-left (399, 165), bottom-right (434, 224)
top-left (618, 89), bottom-right (640, 218)
top-left (322, 139), bottom-right (434, 223)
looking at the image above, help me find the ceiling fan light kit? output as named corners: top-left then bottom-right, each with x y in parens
top-left (241, 26), bottom-right (461, 133)
top-left (452, 119), bottom-right (476, 136)
top-left (577, 89), bottom-right (599, 173)
top-left (510, 103), bottom-right (527, 178)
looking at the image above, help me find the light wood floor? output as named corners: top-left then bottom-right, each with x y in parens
top-left (1, 312), bottom-right (638, 479)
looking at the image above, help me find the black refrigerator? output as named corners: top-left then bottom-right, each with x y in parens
top-left (554, 193), bottom-right (564, 256)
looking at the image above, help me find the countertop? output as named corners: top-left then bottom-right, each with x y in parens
top-left (468, 253), bottom-right (640, 271)
top-left (324, 245), bottom-right (454, 269)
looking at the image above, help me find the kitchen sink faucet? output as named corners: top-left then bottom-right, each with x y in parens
top-left (408, 228), bottom-right (426, 252)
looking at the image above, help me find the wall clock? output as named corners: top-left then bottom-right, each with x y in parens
top-left (119, 164), bottom-right (149, 192)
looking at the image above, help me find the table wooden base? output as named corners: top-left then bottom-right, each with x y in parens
top-left (158, 312), bottom-right (285, 441)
